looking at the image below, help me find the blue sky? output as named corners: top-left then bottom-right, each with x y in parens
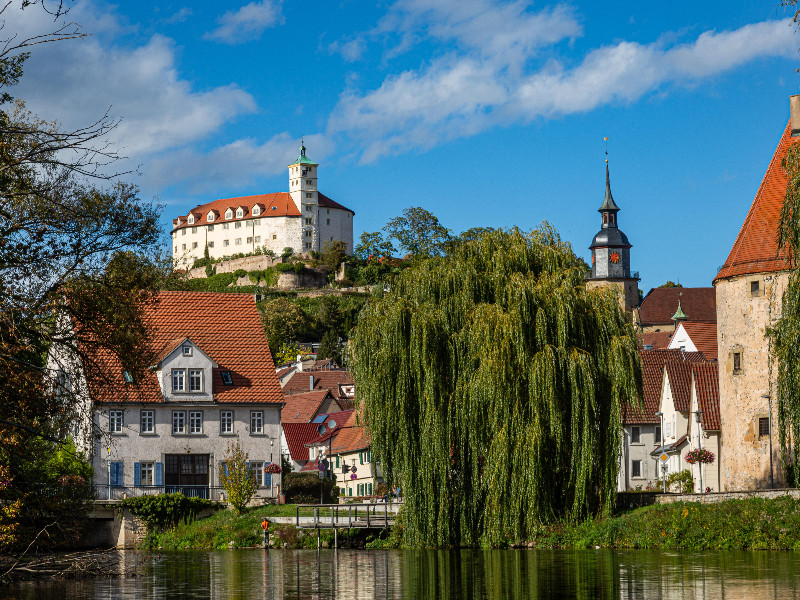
top-left (9, 0), bottom-right (800, 291)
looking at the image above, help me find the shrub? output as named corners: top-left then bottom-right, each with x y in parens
top-left (234, 269), bottom-right (247, 278)
top-left (276, 263), bottom-right (294, 273)
top-left (219, 441), bottom-right (258, 513)
top-left (121, 493), bottom-right (216, 532)
top-left (293, 262), bottom-right (305, 274)
top-left (282, 247), bottom-right (294, 258)
top-left (283, 472), bottom-right (337, 504)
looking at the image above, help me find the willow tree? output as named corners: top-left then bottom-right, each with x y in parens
top-left (351, 226), bottom-right (641, 547)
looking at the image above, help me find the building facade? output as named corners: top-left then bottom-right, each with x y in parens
top-left (171, 144), bottom-right (355, 269)
top-left (713, 97), bottom-right (800, 490)
top-left (53, 291), bottom-right (285, 501)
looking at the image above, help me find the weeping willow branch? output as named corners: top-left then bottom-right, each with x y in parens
top-left (351, 226), bottom-right (641, 547)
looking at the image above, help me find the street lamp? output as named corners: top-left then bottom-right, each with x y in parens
top-left (655, 411), bottom-right (666, 493)
top-left (695, 409), bottom-right (703, 493)
top-left (762, 394), bottom-right (774, 489)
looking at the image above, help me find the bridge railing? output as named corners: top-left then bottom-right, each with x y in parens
top-left (92, 485), bottom-right (227, 501)
top-left (295, 502), bottom-right (393, 529)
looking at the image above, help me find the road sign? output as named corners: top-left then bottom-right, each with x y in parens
top-left (658, 452), bottom-right (669, 464)
top-left (350, 473), bottom-right (357, 480)
top-left (319, 471), bottom-right (325, 479)
top-left (351, 465), bottom-right (357, 474)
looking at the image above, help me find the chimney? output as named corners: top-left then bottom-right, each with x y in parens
top-left (309, 375), bottom-right (314, 391)
top-left (791, 95), bottom-right (800, 137)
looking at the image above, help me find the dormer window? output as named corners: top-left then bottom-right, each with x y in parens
top-left (207, 211), bottom-right (215, 222)
top-left (182, 345), bottom-right (192, 357)
top-left (225, 208), bottom-right (233, 220)
top-left (236, 207), bottom-right (244, 218)
top-left (252, 205), bottom-right (261, 216)
top-left (221, 371), bottom-right (233, 385)
top-left (188, 215), bottom-right (195, 225)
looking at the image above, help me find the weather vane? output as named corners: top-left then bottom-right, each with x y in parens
top-left (604, 136), bottom-right (610, 163)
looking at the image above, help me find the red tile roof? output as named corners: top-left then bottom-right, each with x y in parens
top-left (716, 121), bottom-right (799, 281)
top-left (331, 411), bottom-right (371, 454)
top-left (640, 331), bottom-right (672, 350)
top-left (172, 192), bottom-right (354, 232)
top-left (679, 322), bottom-right (718, 361)
top-left (665, 362), bottom-right (693, 412)
top-left (623, 349), bottom-right (707, 424)
top-left (283, 370), bottom-right (355, 399)
top-left (692, 362), bottom-right (720, 430)
top-left (304, 410), bottom-right (354, 446)
top-left (637, 288), bottom-right (716, 326)
top-left (87, 291), bottom-right (283, 404)
top-left (282, 422), bottom-right (321, 461)
top-left (281, 390), bottom-right (340, 424)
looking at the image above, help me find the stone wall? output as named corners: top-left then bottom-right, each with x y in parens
top-left (656, 488), bottom-right (800, 505)
top-left (186, 255), bottom-right (282, 279)
top-left (276, 270), bottom-right (327, 290)
top-left (715, 271), bottom-right (788, 491)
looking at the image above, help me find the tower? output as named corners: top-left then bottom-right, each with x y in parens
top-left (288, 140), bottom-right (319, 252)
top-left (585, 159), bottom-right (639, 313)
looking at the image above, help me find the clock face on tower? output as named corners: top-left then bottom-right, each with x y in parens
top-left (610, 252), bottom-right (621, 264)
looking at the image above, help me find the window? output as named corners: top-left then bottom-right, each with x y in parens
top-left (208, 212), bottom-right (215, 222)
top-left (172, 369), bottom-right (186, 392)
top-left (306, 179), bottom-right (312, 185)
top-left (305, 192), bottom-right (312, 198)
top-left (251, 411), bottom-right (263, 434)
top-left (223, 223), bottom-right (230, 230)
top-left (181, 243), bottom-right (186, 250)
top-left (208, 241), bottom-right (215, 248)
top-left (191, 227), bottom-right (197, 234)
top-left (326, 219), bottom-right (330, 225)
top-left (253, 206), bottom-right (261, 216)
top-left (140, 462), bottom-right (154, 486)
top-left (182, 229), bottom-right (186, 236)
top-left (335, 456), bottom-right (340, 468)
top-left (189, 411), bottom-right (203, 434)
top-left (225, 209), bottom-right (233, 219)
top-left (631, 460), bottom-right (642, 478)
top-left (733, 352), bottom-right (742, 373)
top-left (221, 371), bottom-right (233, 385)
top-left (665, 421), bottom-right (672, 437)
top-left (235, 221), bottom-right (242, 229)
top-left (251, 461), bottom-right (264, 486)
top-left (306, 206), bottom-right (313, 212)
top-left (235, 238), bottom-right (242, 245)
top-left (140, 410), bottom-right (154, 434)
top-left (192, 242), bottom-right (198, 249)
top-left (236, 208), bottom-right (244, 218)
top-left (305, 231), bottom-right (312, 238)
top-left (348, 487), bottom-right (353, 497)
top-left (188, 215), bottom-right (194, 224)
top-left (109, 410), bottom-right (123, 433)
top-left (655, 425), bottom-right (661, 443)
top-left (189, 369), bottom-right (203, 392)
top-left (750, 279), bottom-right (763, 297)
top-left (247, 237), bottom-right (253, 244)
top-left (631, 426), bottom-right (641, 444)
top-left (110, 462), bottom-right (123, 487)
top-left (122, 370), bottom-right (134, 384)
top-left (759, 417), bottom-right (770, 438)
top-left (304, 242), bottom-right (312, 249)
top-left (305, 218), bottom-right (313, 225)
top-left (272, 234), bottom-right (277, 240)
top-left (255, 236), bottom-right (261, 243)
top-left (208, 224), bottom-right (214, 231)
top-left (223, 240), bottom-right (230, 247)
top-left (174, 246), bottom-right (177, 253)
top-left (220, 410), bottom-right (233, 434)
top-left (172, 411), bottom-right (186, 434)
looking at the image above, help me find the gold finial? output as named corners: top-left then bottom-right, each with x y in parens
top-left (604, 136), bottom-right (610, 163)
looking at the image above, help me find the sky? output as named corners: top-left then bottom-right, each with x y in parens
top-left (7, 0), bottom-right (800, 292)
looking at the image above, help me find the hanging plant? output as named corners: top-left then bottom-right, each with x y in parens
top-left (264, 462), bottom-right (282, 474)
top-left (684, 449), bottom-right (715, 464)
top-left (351, 226), bottom-right (642, 548)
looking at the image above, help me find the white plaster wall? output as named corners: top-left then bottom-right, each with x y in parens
top-left (619, 424), bottom-right (661, 490)
top-left (668, 324), bottom-right (698, 353)
top-left (318, 207), bottom-right (355, 254)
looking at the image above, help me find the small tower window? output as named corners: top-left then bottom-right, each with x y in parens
top-left (603, 213), bottom-right (608, 224)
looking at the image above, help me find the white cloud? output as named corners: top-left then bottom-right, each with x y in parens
top-left (328, 37), bottom-right (366, 62)
top-left (328, 7), bottom-right (796, 162)
top-left (204, 1), bottom-right (284, 45)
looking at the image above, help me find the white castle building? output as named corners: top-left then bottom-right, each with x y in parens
top-left (171, 144), bottom-right (354, 269)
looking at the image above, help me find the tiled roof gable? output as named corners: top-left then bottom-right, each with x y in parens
top-left (637, 287), bottom-right (716, 325)
top-left (692, 362), bottom-right (720, 430)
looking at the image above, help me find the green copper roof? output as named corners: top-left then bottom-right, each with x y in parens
top-left (290, 142), bottom-right (318, 166)
top-left (671, 300), bottom-right (688, 322)
top-left (598, 163), bottom-right (620, 212)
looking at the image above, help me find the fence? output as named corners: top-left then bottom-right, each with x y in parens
top-left (92, 485), bottom-right (227, 501)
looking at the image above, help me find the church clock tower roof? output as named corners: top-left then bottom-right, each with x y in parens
top-left (598, 163), bottom-right (620, 212)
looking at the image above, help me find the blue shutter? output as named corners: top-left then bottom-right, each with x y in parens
top-left (111, 462), bottom-right (123, 486)
top-left (265, 473), bottom-right (272, 488)
top-left (223, 462), bottom-right (229, 476)
top-left (133, 462), bottom-right (141, 487)
top-left (155, 462), bottom-right (163, 486)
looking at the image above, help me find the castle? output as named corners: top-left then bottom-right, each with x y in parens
top-left (171, 144), bottom-right (354, 270)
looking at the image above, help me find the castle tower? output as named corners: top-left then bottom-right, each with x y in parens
top-left (288, 140), bottom-right (319, 252)
top-left (585, 161), bottom-right (639, 313)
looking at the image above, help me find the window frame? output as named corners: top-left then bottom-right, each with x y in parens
top-left (172, 369), bottom-right (186, 392)
top-left (250, 411), bottom-right (264, 435)
top-left (220, 410), bottom-right (234, 434)
top-left (172, 411), bottom-right (186, 434)
top-left (140, 410), bottom-right (155, 434)
top-left (141, 461), bottom-right (154, 486)
top-left (189, 411), bottom-right (203, 434)
top-left (189, 369), bottom-right (203, 392)
top-left (631, 426), bottom-right (641, 444)
top-left (109, 410), bottom-right (123, 434)
top-left (631, 459), bottom-right (642, 478)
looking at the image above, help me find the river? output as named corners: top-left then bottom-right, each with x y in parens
top-left (4, 548), bottom-right (799, 599)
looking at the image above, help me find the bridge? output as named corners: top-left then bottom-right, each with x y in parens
top-left (294, 503), bottom-right (396, 530)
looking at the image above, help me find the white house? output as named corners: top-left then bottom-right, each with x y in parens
top-left (171, 143), bottom-right (355, 269)
top-left (51, 291), bottom-right (285, 501)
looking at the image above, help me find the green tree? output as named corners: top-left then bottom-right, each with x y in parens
top-left (320, 240), bottom-right (348, 273)
top-left (351, 226), bottom-right (641, 547)
top-left (354, 231), bottom-right (396, 261)
top-left (317, 329), bottom-right (342, 364)
top-left (658, 281), bottom-right (683, 288)
top-left (383, 206), bottom-right (452, 258)
top-left (219, 441), bottom-right (258, 513)
top-left (259, 297), bottom-right (309, 354)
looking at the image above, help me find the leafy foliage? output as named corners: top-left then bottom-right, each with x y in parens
top-left (120, 493), bottom-right (216, 533)
top-left (383, 206), bottom-right (452, 258)
top-left (283, 472), bottom-right (337, 504)
top-left (219, 441), bottom-right (258, 513)
top-left (260, 297), bottom-right (309, 354)
top-left (351, 226), bottom-right (641, 547)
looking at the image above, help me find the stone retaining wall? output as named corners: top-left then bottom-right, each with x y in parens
top-left (655, 488), bottom-right (800, 504)
top-left (186, 255), bottom-right (283, 279)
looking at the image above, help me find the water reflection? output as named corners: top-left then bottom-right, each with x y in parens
top-left (4, 548), bottom-right (800, 599)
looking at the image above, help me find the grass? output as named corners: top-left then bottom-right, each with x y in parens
top-left (528, 497), bottom-right (800, 550)
top-left (144, 505), bottom-right (392, 550)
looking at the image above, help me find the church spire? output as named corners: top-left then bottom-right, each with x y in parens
top-left (599, 162), bottom-right (620, 212)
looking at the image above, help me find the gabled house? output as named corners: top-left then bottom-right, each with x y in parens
top-left (281, 422), bottom-right (322, 472)
top-left (618, 348), bottom-right (706, 491)
top-left (282, 369), bottom-right (356, 410)
top-left (329, 411), bottom-right (382, 499)
top-left (668, 321), bottom-right (718, 361)
top-left (635, 287), bottom-right (716, 334)
top-left (281, 390), bottom-right (342, 424)
top-left (53, 291), bottom-right (285, 501)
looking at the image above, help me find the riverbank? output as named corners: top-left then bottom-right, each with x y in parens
top-left (529, 496), bottom-right (800, 550)
top-left (145, 505), bottom-right (395, 550)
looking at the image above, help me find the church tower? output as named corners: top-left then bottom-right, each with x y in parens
top-left (585, 160), bottom-right (639, 313)
top-left (288, 140), bottom-right (319, 252)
